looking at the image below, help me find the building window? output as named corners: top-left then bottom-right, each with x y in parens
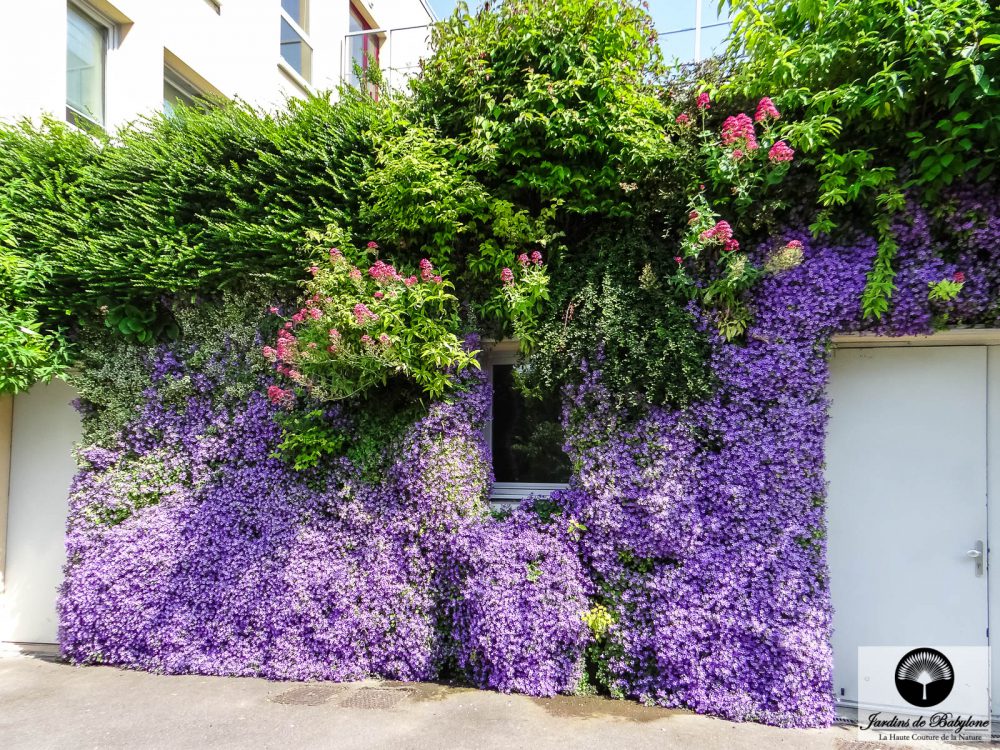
top-left (486, 343), bottom-right (571, 504)
top-left (66, 4), bottom-right (108, 128)
top-left (280, 0), bottom-right (312, 82)
top-left (348, 3), bottom-right (380, 92)
top-left (163, 69), bottom-right (203, 117)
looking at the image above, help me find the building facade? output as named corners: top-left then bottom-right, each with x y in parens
top-left (0, 0), bottom-right (435, 132)
top-left (0, 0), bottom-right (434, 646)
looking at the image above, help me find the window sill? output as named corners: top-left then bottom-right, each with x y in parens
top-left (277, 59), bottom-right (314, 95)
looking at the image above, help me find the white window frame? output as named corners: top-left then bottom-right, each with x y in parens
top-left (483, 339), bottom-right (569, 507)
top-left (279, 0), bottom-right (313, 85)
top-left (66, 1), bottom-right (117, 130)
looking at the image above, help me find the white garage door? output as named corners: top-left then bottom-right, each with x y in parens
top-left (827, 344), bottom-right (998, 712)
top-left (0, 380), bottom-right (81, 644)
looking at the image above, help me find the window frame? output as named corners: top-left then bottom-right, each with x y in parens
top-left (347, 2), bottom-right (383, 93)
top-left (66, 1), bottom-right (115, 130)
top-left (279, 0), bottom-right (313, 83)
top-left (163, 67), bottom-right (204, 116)
top-left (482, 340), bottom-right (569, 506)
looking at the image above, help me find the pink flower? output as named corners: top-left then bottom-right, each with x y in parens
top-left (432, 275), bottom-right (442, 283)
top-left (367, 241), bottom-right (379, 249)
top-left (768, 140), bottom-right (795, 163)
top-left (419, 258), bottom-right (432, 270)
top-left (378, 333), bottom-right (391, 346)
top-left (954, 271), bottom-right (966, 283)
top-left (307, 342), bottom-right (317, 349)
top-left (696, 92), bottom-right (711, 110)
top-left (404, 276), bottom-right (417, 287)
top-left (352, 303), bottom-right (378, 326)
top-left (349, 268), bottom-right (362, 281)
top-left (308, 265), bottom-right (319, 276)
top-left (688, 210), bottom-right (699, 223)
top-left (327, 345), bottom-right (338, 353)
top-left (500, 267), bottom-right (514, 284)
top-left (329, 328), bottom-right (340, 339)
top-left (731, 148), bottom-right (745, 161)
top-left (699, 220), bottom-right (734, 243)
top-left (517, 253), bottom-right (530, 266)
top-left (308, 307), bottom-right (322, 320)
top-left (786, 240), bottom-right (804, 251)
top-left (329, 247), bottom-right (342, 259)
top-left (723, 238), bottom-right (740, 252)
top-left (530, 251), bottom-right (543, 265)
top-left (754, 97), bottom-right (780, 123)
top-left (267, 385), bottom-right (293, 407)
top-left (419, 258), bottom-right (434, 281)
top-left (360, 334), bottom-right (374, 346)
top-left (373, 291), bottom-right (384, 299)
top-left (674, 256), bottom-right (683, 264)
top-left (675, 113), bottom-right (690, 125)
top-left (262, 346), bottom-right (276, 360)
top-left (721, 114), bottom-right (758, 150)
top-left (368, 260), bottom-right (401, 282)
top-left (269, 306), bottom-right (279, 315)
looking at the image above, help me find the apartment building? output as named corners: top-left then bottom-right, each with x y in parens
top-left (0, 0), bottom-right (436, 131)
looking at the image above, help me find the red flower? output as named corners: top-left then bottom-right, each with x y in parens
top-left (954, 271), bottom-right (966, 284)
top-left (500, 267), bottom-right (514, 284)
top-left (530, 251), bottom-right (543, 265)
top-left (517, 253), bottom-right (530, 266)
top-left (674, 256), bottom-right (683, 265)
top-left (696, 92), bottom-right (711, 110)
top-left (754, 97), bottom-right (780, 123)
top-left (367, 241), bottom-right (379, 249)
top-left (676, 113), bottom-right (691, 125)
top-left (768, 141), bottom-right (795, 163)
top-left (721, 114), bottom-right (758, 150)
top-left (723, 238), bottom-right (740, 252)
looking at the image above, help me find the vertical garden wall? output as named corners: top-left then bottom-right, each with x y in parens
top-left (3, 0), bottom-right (1000, 730)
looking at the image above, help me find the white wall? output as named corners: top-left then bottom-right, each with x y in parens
top-left (0, 0), bottom-right (434, 130)
top-left (0, 381), bottom-right (82, 644)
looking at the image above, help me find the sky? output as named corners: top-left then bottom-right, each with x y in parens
top-left (423, 1), bottom-right (733, 63)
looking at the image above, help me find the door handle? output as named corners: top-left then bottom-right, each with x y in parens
top-left (967, 541), bottom-right (985, 577)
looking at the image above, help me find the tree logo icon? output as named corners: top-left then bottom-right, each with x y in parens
top-left (895, 648), bottom-right (954, 707)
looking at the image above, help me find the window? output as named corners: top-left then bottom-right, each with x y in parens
top-left (486, 343), bottom-right (571, 504)
top-left (163, 69), bottom-right (203, 117)
top-left (280, 0), bottom-right (312, 82)
top-left (348, 3), bottom-right (380, 93)
top-left (66, 4), bottom-right (108, 128)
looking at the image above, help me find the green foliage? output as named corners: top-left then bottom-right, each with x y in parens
top-left (0, 250), bottom-right (69, 393)
top-left (724, 0), bottom-right (1000, 316)
top-left (520, 231), bottom-right (715, 410)
top-left (412, 0), bottom-right (672, 219)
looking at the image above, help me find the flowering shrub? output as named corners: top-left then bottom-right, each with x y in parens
top-left (499, 251), bottom-right (550, 349)
top-left (446, 509), bottom-right (591, 695)
top-left (266, 243), bottom-right (478, 403)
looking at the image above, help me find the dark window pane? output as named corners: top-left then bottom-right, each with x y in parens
top-left (491, 364), bottom-right (571, 484)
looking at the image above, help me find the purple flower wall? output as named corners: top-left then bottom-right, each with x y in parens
top-left (59, 198), bottom-right (1000, 727)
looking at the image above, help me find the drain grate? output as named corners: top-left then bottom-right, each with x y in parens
top-left (271, 685), bottom-right (342, 706)
top-left (338, 686), bottom-right (414, 710)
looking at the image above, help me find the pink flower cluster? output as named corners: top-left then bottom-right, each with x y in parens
top-left (721, 114), bottom-right (758, 150)
top-left (266, 385), bottom-right (294, 408)
top-left (754, 97), bottom-right (780, 123)
top-left (696, 92), bottom-right (711, 110)
top-left (353, 303), bottom-right (378, 326)
top-left (676, 113), bottom-right (691, 126)
top-left (368, 260), bottom-right (403, 283)
top-left (768, 141), bottom-right (795, 163)
top-left (517, 251), bottom-right (543, 267)
top-left (699, 220), bottom-right (740, 252)
top-left (419, 258), bottom-right (442, 284)
top-left (500, 267), bottom-right (514, 285)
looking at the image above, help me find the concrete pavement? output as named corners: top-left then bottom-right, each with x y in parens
top-left (0, 644), bottom-right (972, 749)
